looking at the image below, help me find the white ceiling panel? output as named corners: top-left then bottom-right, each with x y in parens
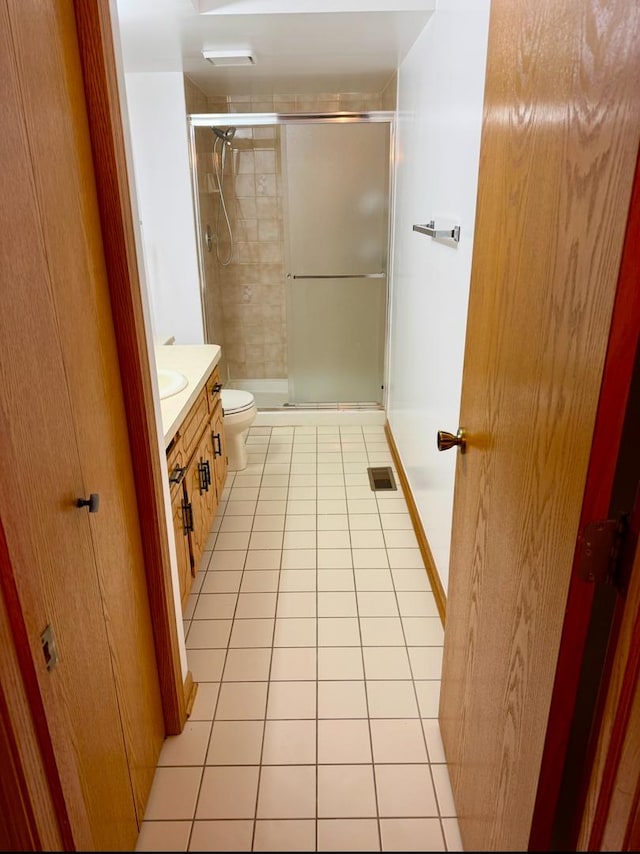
top-left (115, 1), bottom-right (434, 96)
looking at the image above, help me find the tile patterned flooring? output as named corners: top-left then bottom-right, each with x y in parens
top-left (135, 423), bottom-right (463, 852)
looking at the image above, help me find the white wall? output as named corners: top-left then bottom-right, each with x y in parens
top-left (387, 0), bottom-right (490, 593)
top-left (124, 72), bottom-right (204, 345)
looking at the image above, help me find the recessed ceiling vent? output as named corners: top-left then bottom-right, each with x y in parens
top-left (367, 466), bottom-right (397, 492)
top-left (201, 50), bottom-right (255, 67)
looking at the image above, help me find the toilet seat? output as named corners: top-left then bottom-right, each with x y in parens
top-left (221, 389), bottom-right (255, 415)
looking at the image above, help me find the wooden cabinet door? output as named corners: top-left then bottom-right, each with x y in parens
top-left (185, 432), bottom-right (216, 579)
top-left (210, 402), bottom-right (228, 502)
top-left (170, 485), bottom-right (193, 611)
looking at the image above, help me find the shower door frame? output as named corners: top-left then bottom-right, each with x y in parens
top-left (187, 111), bottom-right (396, 409)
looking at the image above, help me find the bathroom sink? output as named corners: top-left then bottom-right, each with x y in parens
top-left (157, 368), bottom-right (188, 400)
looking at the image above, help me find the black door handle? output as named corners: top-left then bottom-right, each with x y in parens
top-left (77, 493), bottom-right (100, 513)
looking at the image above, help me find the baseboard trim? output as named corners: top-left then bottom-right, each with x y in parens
top-left (385, 421), bottom-right (447, 627)
top-left (183, 671), bottom-right (198, 719)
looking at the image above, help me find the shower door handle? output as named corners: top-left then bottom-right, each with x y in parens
top-left (286, 272), bottom-right (385, 280)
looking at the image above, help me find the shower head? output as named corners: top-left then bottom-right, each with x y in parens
top-left (212, 126), bottom-right (237, 146)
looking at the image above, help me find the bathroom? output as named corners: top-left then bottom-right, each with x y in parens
top-left (115, 1), bottom-right (489, 850)
top-left (117, 0), bottom-right (486, 591)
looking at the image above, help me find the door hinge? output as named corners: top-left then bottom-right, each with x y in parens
top-left (578, 516), bottom-right (628, 587)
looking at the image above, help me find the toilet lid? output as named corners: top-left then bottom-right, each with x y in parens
top-left (221, 389), bottom-right (255, 414)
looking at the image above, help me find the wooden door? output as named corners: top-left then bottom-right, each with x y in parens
top-left (8, 0), bottom-right (165, 823)
top-left (438, 1), bottom-right (640, 850)
top-left (1, 0), bottom-right (166, 848)
top-left (0, 2), bottom-right (136, 848)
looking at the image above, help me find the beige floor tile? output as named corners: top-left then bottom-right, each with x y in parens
top-left (273, 617), bottom-right (317, 646)
top-left (267, 680), bottom-right (316, 719)
top-left (358, 617), bottom-right (405, 646)
top-left (369, 719), bottom-right (428, 763)
top-left (235, 591), bottom-right (278, 619)
top-left (401, 615), bottom-right (443, 645)
top-left (201, 571), bottom-right (243, 594)
top-left (144, 766), bottom-right (202, 820)
top-left (262, 719), bottom-right (316, 764)
top-left (240, 570), bottom-right (280, 593)
top-left (317, 647), bottom-right (364, 680)
top-left (135, 820), bottom-right (191, 851)
top-left (188, 820), bottom-right (254, 852)
top-left (195, 766), bottom-right (260, 819)
top-left (407, 646), bottom-right (443, 680)
top-left (318, 591), bottom-right (358, 617)
top-left (422, 718), bottom-right (447, 762)
top-left (414, 680), bottom-right (440, 718)
top-left (277, 591), bottom-right (317, 617)
top-left (253, 819), bottom-right (316, 851)
top-left (228, 618), bottom-right (274, 648)
top-left (206, 720), bottom-right (264, 765)
top-left (193, 593), bottom-right (238, 620)
top-left (256, 766), bottom-right (316, 818)
top-left (270, 647), bottom-right (317, 680)
top-left (379, 818), bottom-right (445, 851)
top-left (318, 680), bottom-right (367, 719)
top-left (317, 765), bottom-right (377, 817)
top-left (375, 765), bottom-right (438, 817)
top-left (158, 721), bottom-right (212, 766)
top-left (187, 649), bottom-right (226, 683)
top-left (366, 681), bottom-right (419, 718)
top-left (317, 818), bottom-right (380, 852)
top-left (208, 550), bottom-right (246, 571)
top-left (362, 647), bottom-right (411, 680)
top-left (354, 568), bottom-right (394, 591)
top-left (317, 617), bottom-right (361, 646)
top-left (317, 719), bottom-right (372, 764)
top-left (186, 619), bottom-right (232, 649)
top-left (223, 648), bottom-right (272, 681)
top-left (442, 817), bottom-right (464, 851)
top-left (431, 764), bottom-right (457, 816)
top-left (215, 681), bottom-right (268, 720)
top-left (189, 682), bottom-right (220, 721)
top-left (279, 569), bottom-right (317, 591)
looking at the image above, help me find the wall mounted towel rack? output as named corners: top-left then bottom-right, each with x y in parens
top-left (413, 220), bottom-right (461, 243)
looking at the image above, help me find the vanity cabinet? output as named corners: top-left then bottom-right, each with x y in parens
top-left (166, 365), bottom-right (227, 609)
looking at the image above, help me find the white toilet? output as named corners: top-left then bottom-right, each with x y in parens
top-left (220, 389), bottom-right (257, 471)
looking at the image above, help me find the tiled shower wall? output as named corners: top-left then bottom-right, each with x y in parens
top-left (184, 78), bottom-right (397, 385)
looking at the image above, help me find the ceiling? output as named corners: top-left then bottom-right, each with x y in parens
top-left (114, 0), bottom-right (435, 97)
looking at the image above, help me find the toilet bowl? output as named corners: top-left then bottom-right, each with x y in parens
top-left (220, 389), bottom-right (257, 471)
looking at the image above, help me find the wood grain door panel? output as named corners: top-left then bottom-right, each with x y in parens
top-left (7, 0), bottom-right (165, 822)
top-left (0, 3), bottom-right (136, 846)
top-left (439, 0), bottom-right (640, 850)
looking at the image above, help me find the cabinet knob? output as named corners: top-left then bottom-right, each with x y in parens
top-left (77, 493), bottom-right (100, 513)
top-left (210, 382), bottom-right (222, 395)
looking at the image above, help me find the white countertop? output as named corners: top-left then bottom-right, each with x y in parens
top-left (154, 344), bottom-right (221, 446)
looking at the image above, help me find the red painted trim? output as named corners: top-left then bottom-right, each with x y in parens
top-left (530, 149), bottom-right (640, 849)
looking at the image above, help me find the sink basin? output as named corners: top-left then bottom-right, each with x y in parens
top-left (157, 368), bottom-right (188, 400)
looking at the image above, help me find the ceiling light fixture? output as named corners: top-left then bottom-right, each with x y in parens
top-left (201, 50), bottom-right (255, 67)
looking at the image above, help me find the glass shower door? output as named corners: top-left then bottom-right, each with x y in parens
top-left (283, 121), bottom-right (390, 404)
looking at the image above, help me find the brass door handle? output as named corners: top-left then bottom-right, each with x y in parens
top-left (437, 429), bottom-right (466, 453)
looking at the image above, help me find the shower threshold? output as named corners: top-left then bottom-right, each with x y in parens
top-left (280, 402), bottom-right (383, 410)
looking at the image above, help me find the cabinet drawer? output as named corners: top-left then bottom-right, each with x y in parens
top-left (207, 366), bottom-right (223, 413)
top-left (180, 385), bottom-right (210, 460)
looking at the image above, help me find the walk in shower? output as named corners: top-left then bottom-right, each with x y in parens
top-left (188, 112), bottom-right (393, 409)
